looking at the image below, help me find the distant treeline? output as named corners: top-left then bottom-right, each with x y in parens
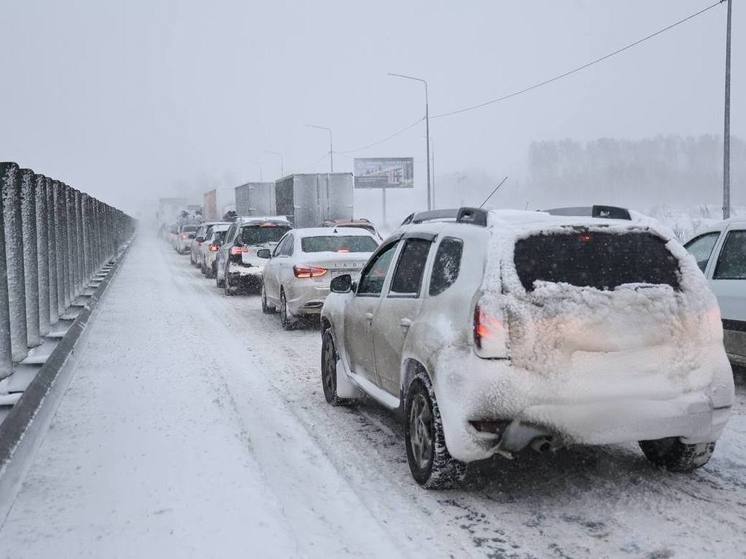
top-left (524, 134), bottom-right (744, 209)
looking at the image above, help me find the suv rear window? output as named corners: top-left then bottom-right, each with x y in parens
top-left (514, 231), bottom-right (680, 292)
top-left (302, 236), bottom-right (378, 253)
top-left (240, 225), bottom-right (290, 245)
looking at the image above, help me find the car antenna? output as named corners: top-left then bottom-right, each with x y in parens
top-left (479, 176), bottom-right (509, 208)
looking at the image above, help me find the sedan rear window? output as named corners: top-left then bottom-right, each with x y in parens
top-left (240, 225), bottom-right (290, 245)
top-left (514, 231), bottom-right (680, 291)
top-left (301, 236), bottom-right (378, 253)
top-left (181, 225), bottom-right (198, 233)
top-left (714, 230), bottom-right (746, 280)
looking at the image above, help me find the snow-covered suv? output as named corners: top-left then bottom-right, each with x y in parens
top-left (320, 207), bottom-right (734, 488)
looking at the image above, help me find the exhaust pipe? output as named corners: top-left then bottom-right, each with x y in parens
top-left (530, 437), bottom-right (552, 453)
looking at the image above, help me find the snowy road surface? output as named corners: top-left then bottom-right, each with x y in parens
top-left (1, 235), bottom-right (745, 558)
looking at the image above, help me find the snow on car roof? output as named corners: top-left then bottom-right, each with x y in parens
top-left (292, 227), bottom-right (378, 238)
top-left (236, 216), bottom-right (291, 224)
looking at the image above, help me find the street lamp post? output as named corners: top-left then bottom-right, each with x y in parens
top-left (306, 124), bottom-right (334, 173)
top-left (265, 150), bottom-right (285, 177)
top-left (389, 72), bottom-right (432, 211)
top-left (723, 0), bottom-right (733, 220)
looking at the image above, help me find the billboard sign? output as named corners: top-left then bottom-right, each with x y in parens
top-left (354, 157), bottom-right (414, 189)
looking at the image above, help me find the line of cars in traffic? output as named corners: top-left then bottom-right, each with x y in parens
top-left (166, 207), bottom-right (744, 488)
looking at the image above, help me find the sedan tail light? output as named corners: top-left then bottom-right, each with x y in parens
top-left (473, 303), bottom-right (509, 358)
top-left (293, 265), bottom-right (327, 278)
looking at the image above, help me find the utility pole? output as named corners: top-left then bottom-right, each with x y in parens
top-left (306, 124), bottom-right (334, 173)
top-left (723, 0), bottom-right (733, 219)
top-left (389, 73), bottom-right (432, 210)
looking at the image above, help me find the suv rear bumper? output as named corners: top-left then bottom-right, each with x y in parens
top-left (434, 348), bottom-right (735, 462)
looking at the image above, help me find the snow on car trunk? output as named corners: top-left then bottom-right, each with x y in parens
top-left (484, 223), bottom-right (728, 399)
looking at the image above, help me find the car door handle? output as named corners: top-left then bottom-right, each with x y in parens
top-left (365, 312), bottom-right (374, 323)
top-left (400, 318), bottom-right (412, 329)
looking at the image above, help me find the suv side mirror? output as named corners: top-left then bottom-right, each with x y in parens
top-left (256, 248), bottom-right (271, 259)
top-left (330, 274), bottom-right (352, 293)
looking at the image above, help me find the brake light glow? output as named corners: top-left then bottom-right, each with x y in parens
top-left (293, 265), bottom-right (327, 278)
top-left (181, 234), bottom-right (188, 239)
top-left (473, 304), bottom-right (509, 358)
top-left (209, 244), bottom-right (219, 252)
top-left (230, 246), bottom-right (248, 256)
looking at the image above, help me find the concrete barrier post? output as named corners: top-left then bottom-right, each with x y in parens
top-left (35, 175), bottom-right (50, 336)
top-left (73, 189), bottom-right (83, 296)
top-left (3, 167), bottom-right (28, 362)
top-left (80, 193), bottom-right (90, 283)
top-left (53, 181), bottom-right (67, 317)
top-left (20, 170), bottom-right (40, 347)
top-left (46, 180), bottom-right (58, 325)
top-left (0, 163), bottom-right (17, 378)
top-left (63, 184), bottom-right (74, 309)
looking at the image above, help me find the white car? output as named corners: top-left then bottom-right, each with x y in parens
top-left (200, 223), bottom-right (231, 278)
top-left (320, 207), bottom-right (734, 488)
top-left (175, 223), bottom-right (199, 254)
top-left (685, 218), bottom-right (746, 368)
top-left (259, 227), bottom-right (379, 329)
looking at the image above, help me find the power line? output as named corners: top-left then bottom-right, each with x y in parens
top-left (336, 117), bottom-right (424, 155)
top-left (432, 1), bottom-right (724, 119)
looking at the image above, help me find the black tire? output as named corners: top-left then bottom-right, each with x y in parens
top-left (261, 284), bottom-right (275, 314)
top-left (404, 374), bottom-right (466, 489)
top-left (280, 290), bottom-right (294, 330)
top-left (200, 261), bottom-right (207, 276)
top-left (321, 329), bottom-right (355, 406)
top-left (224, 277), bottom-right (235, 296)
top-left (216, 271), bottom-right (225, 288)
top-left (639, 438), bottom-right (716, 472)
top-left (207, 262), bottom-right (216, 279)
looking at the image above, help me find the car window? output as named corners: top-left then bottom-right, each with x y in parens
top-left (273, 234), bottom-right (291, 256)
top-left (281, 234), bottom-right (294, 256)
top-left (204, 225), bottom-right (214, 238)
top-left (713, 230), bottom-right (746, 280)
top-left (357, 242), bottom-right (400, 296)
top-left (240, 225), bottom-right (291, 246)
top-left (225, 224), bottom-right (238, 243)
top-left (389, 239), bottom-right (432, 297)
top-left (685, 232), bottom-right (720, 273)
top-left (429, 238), bottom-right (464, 296)
top-left (301, 235), bottom-right (378, 253)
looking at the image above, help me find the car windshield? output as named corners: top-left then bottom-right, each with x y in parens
top-left (514, 231), bottom-right (681, 291)
top-left (301, 235), bottom-right (378, 253)
top-left (213, 231), bottom-right (227, 243)
top-left (240, 225), bottom-right (290, 245)
top-left (181, 225), bottom-right (198, 233)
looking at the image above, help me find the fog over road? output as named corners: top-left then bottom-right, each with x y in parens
top-left (1, 235), bottom-right (744, 558)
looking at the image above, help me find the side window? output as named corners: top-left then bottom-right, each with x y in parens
top-left (429, 238), bottom-right (464, 296)
top-left (713, 230), bottom-right (746, 280)
top-left (389, 239), bottom-right (432, 297)
top-left (685, 232), bottom-right (720, 273)
top-left (357, 242), bottom-right (400, 296)
top-left (273, 234), bottom-right (287, 256)
top-left (282, 234), bottom-right (294, 256)
top-left (225, 224), bottom-right (238, 244)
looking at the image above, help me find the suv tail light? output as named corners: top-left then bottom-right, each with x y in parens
top-left (209, 244), bottom-right (220, 252)
top-left (473, 303), bottom-right (509, 358)
top-left (294, 265), bottom-right (327, 278)
top-left (181, 233), bottom-right (188, 239)
top-left (230, 246), bottom-right (248, 256)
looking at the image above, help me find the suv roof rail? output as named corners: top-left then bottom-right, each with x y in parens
top-left (544, 205), bottom-right (631, 220)
top-left (401, 207), bottom-right (489, 227)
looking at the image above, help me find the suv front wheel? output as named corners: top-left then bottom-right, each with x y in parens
top-left (404, 373), bottom-right (466, 489)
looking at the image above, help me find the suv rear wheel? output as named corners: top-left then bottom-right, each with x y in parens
top-left (404, 374), bottom-right (466, 489)
top-left (639, 438), bottom-right (715, 472)
top-left (321, 329), bottom-right (355, 406)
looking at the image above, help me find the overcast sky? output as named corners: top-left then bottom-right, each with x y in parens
top-left (1, 0), bottom-right (742, 218)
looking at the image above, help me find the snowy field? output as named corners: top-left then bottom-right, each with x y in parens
top-left (0, 234), bottom-right (744, 558)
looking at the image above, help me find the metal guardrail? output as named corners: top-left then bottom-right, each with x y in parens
top-left (0, 162), bottom-right (136, 379)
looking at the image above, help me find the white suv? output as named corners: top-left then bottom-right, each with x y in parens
top-left (685, 218), bottom-right (746, 368)
top-left (320, 207), bottom-right (734, 488)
